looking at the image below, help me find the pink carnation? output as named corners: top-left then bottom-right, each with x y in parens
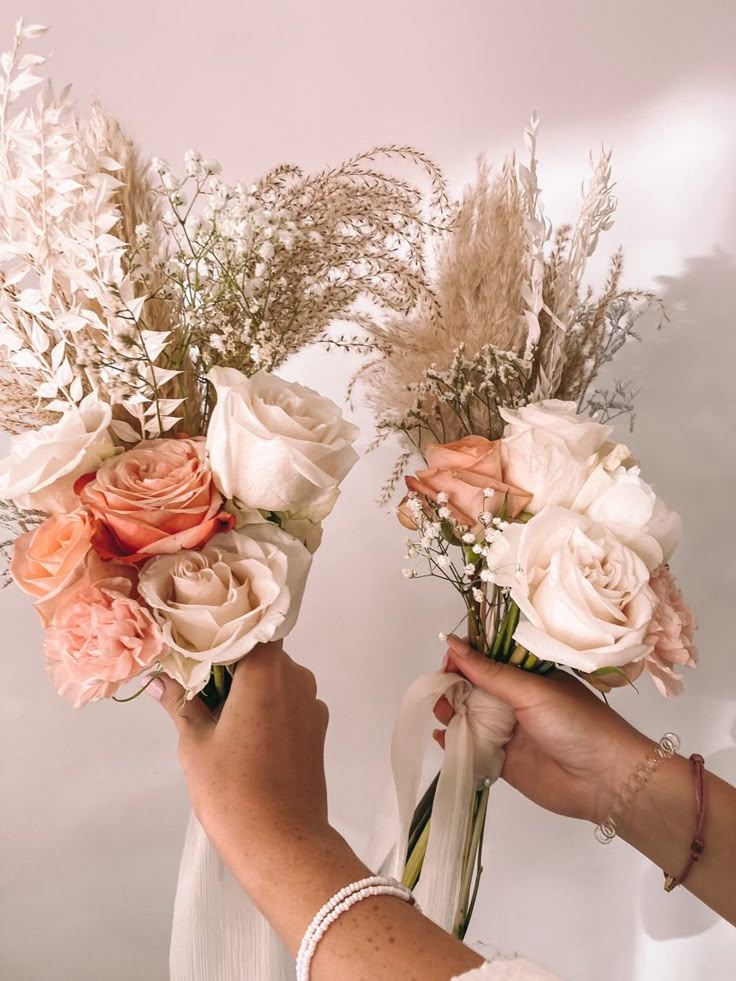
top-left (644, 565), bottom-right (698, 697)
top-left (45, 578), bottom-right (163, 708)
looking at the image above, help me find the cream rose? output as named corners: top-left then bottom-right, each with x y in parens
top-left (494, 506), bottom-right (656, 672)
top-left (0, 395), bottom-right (115, 513)
top-left (205, 367), bottom-right (359, 520)
top-left (137, 522), bottom-right (312, 694)
top-left (500, 400), bottom-right (612, 513)
top-left (572, 465), bottom-right (681, 571)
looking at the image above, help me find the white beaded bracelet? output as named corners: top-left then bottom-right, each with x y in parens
top-left (295, 875), bottom-right (418, 981)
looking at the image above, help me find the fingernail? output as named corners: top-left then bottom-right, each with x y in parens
top-left (447, 634), bottom-right (471, 656)
top-left (146, 677), bottom-right (165, 702)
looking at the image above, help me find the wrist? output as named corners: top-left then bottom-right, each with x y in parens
top-left (589, 730), bottom-right (657, 826)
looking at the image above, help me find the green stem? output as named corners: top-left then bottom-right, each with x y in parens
top-left (403, 819), bottom-right (430, 890)
top-left (213, 664), bottom-right (226, 701)
top-left (453, 779), bottom-right (491, 939)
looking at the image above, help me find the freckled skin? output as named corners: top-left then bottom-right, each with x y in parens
top-left (157, 643), bottom-right (486, 980)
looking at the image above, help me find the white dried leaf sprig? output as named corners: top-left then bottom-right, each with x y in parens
top-left (1, 24), bottom-right (448, 444)
top-left (0, 20), bottom-right (176, 441)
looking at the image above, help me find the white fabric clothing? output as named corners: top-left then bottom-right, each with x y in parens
top-left (453, 956), bottom-right (561, 980)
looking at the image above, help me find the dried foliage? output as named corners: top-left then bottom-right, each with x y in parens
top-left (0, 22), bottom-right (448, 443)
top-left (359, 115), bottom-right (665, 497)
top-left (0, 499), bottom-right (45, 586)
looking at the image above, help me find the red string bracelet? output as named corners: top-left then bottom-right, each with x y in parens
top-left (664, 753), bottom-right (707, 892)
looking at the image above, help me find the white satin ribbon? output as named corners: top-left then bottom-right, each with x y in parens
top-left (384, 670), bottom-right (516, 931)
top-left (169, 813), bottom-right (293, 981)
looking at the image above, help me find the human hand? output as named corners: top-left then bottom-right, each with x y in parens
top-left (150, 641), bottom-right (331, 890)
top-left (434, 635), bottom-right (655, 825)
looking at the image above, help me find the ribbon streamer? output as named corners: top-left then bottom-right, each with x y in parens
top-left (385, 670), bottom-right (516, 930)
top-left (169, 813), bottom-right (294, 981)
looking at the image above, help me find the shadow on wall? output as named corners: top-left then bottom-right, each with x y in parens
top-left (624, 246), bottom-right (736, 946)
top-left (611, 245), bottom-right (736, 700)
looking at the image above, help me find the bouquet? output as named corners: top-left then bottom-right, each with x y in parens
top-left (361, 118), bottom-right (698, 938)
top-left (0, 20), bottom-right (445, 980)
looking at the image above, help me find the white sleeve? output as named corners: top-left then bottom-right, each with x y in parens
top-left (452, 956), bottom-right (562, 981)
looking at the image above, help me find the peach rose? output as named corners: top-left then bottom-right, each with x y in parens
top-left (643, 565), bottom-right (698, 697)
top-left (403, 436), bottom-right (532, 531)
top-left (76, 436), bottom-right (233, 564)
top-left (11, 509), bottom-right (94, 605)
top-left (44, 577), bottom-right (163, 708)
top-left (34, 550), bottom-right (138, 627)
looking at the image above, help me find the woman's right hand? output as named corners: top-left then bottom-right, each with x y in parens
top-left (435, 635), bottom-right (655, 825)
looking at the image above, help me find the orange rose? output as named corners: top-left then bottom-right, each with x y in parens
top-left (11, 509), bottom-right (94, 609)
top-left (403, 436), bottom-right (532, 531)
top-left (76, 437), bottom-right (233, 564)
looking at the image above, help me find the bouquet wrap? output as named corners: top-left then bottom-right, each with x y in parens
top-left (384, 670), bottom-right (515, 930)
top-left (170, 815), bottom-right (293, 981)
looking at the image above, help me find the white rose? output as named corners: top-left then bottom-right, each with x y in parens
top-left (500, 400), bottom-right (613, 514)
top-left (0, 395), bottom-right (115, 513)
top-left (494, 506), bottom-right (656, 672)
top-left (225, 500), bottom-right (324, 555)
top-left (500, 401), bottom-right (612, 514)
top-left (281, 515), bottom-right (323, 554)
top-left (137, 523), bottom-right (311, 695)
top-left (206, 367), bottom-right (359, 521)
top-left (572, 465), bottom-right (682, 571)
top-left (500, 400), bottom-right (613, 457)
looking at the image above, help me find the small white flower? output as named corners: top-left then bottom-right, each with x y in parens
top-left (479, 511), bottom-right (492, 525)
top-left (472, 587), bottom-right (484, 603)
top-left (483, 487), bottom-right (495, 498)
top-left (472, 544), bottom-right (483, 555)
top-left (436, 554), bottom-right (451, 569)
top-left (438, 632), bottom-right (447, 642)
top-left (402, 568), bottom-right (417, 579)
top-left (479, 568), bottom-right (495, 583)
top-left (436, 491), bottom-right (449, 504)
top-left (461, 532), bottom-right (476, 544)
top-left (437, 506), bottom-right (451, 519)
top-left (463, 563), bottom-right (476, 576)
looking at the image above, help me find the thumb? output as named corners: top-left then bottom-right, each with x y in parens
top-left (446, 635), bottom-right (548, 710)
top-left (146, 674), bottom-right (213, 737)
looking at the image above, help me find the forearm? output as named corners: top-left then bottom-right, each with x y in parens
top-left (617, 753), bottom-right (736, 926)
top-left (224, 825), bottom-right (484, 981)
